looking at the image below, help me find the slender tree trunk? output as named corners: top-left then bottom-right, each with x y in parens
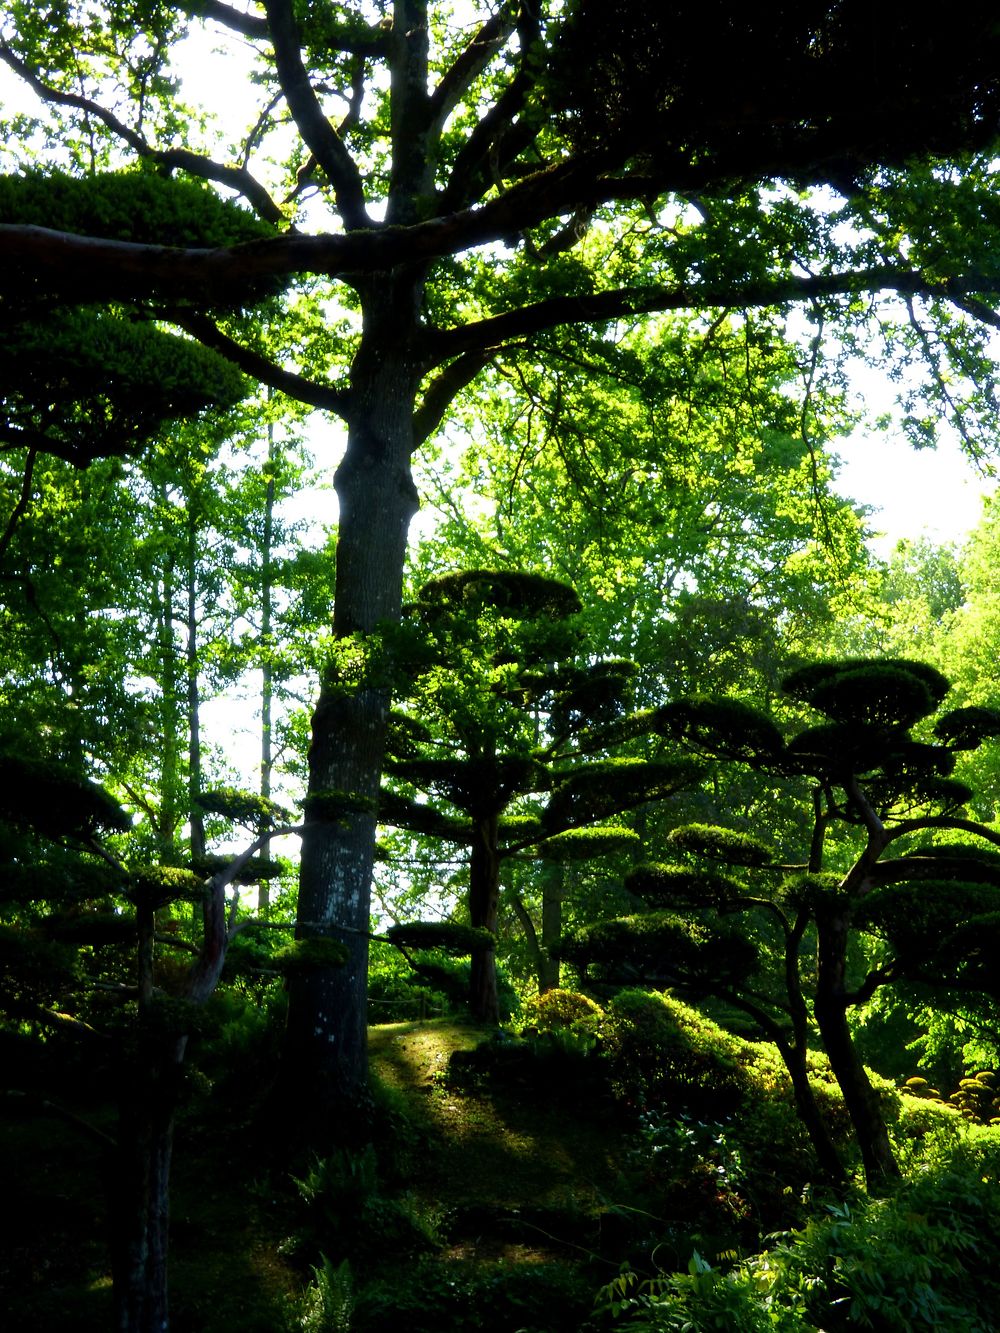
top-left (468, 811), bottom-right (502, 1024)
top-left (111, 893), bottom-right (185, 1332)
top-left (539, 860), bottom-right (565, 993)
top-left (727, 985), bottom-right (846, 1187)
top-left (258, 422), bottom-right (276, 919)
top-left (509, 881), bottom-right (545, 993)
top-left (780, 1037), bottom-right (846, 1186)
top-left (110, 849), bottom-right (244, 1327)
top-left (813, 911), bottom-right (900, 1191)
top-left (185, 511), bottom-right (206, 865)
top-left (781, 909), bottom-right (846, 1184)
top-left (285, 278), bottom-right (422, 1114)
top-left (155, 523), bottom-right (180, 857)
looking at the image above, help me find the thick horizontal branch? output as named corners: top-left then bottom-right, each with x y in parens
top-left (180, 0), bottom-right (269, 39)
top-left (0, 423), bottom-right (118, 468)
top-left (0, 157), bottom-right (700, 301)
top-left (885, 816), bottom-right (1000, 850)
top-left (426, 268), bottom-right (984, 360)
top-left (871, 854), bottom-right (1000, 887)
top-left (5, 162), bottom-right (1000, 331)
top-left (181, 1), bottom-right (389, 52)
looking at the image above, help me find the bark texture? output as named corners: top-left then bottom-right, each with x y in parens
top-left (286, 278), bottom-right (422, 1106)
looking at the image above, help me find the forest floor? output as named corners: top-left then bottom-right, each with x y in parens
top-left (367, 1018), bottom-right (629, 1263)
top-left (2, 1018), bottom-right (631, 1332)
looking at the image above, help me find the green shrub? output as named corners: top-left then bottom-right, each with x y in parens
top-left (523, 987), bottom-right (604, 1034)
top-left (445, 1026), bottom-right (604, 1098)
top-left (600, 1129), bottom-right (1000, 1331)
top-left (355, 1256), bottom-right (595, 1333)
top-left (785, 1136), bottom-right (1000, 1330)
top-left (601, 989), bottom-right (748, 1115)
top-left (290, 1146), bottom-right (441, 1271)
top-left (368, 945), bottom-right (520, 1022)
top-left (299, 1255), bottom-right (353, 1333)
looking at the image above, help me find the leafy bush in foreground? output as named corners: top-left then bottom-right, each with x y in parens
top-left (598, 1128), bottom-right (1000, 1332)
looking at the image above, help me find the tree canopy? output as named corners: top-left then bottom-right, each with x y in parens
top-left (5, 0), bottom-right (1000, 1132)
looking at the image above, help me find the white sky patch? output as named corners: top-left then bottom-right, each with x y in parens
top-left (834, 428), bottom-right (994, 558)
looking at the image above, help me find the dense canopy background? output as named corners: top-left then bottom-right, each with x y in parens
top-left (4, 3), bottom-right (1000, 1330)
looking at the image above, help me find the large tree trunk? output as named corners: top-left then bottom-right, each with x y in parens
top-left (111, 1042), bottom-right (183, 1333)
top-left (468, 812), bottom-right (502, 1024)
top-left (813, 911), bottom-right (900, 1191)
top-left (284, 277), bottom-right (422, 1116)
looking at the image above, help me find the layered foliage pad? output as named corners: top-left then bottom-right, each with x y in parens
top-left (563, 658), bottom-right (1000, 1182)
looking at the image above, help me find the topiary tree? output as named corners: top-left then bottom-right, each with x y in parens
top-left (377, 570), bottom-right (701, 1023)
top-left (560, 659), bottom-right (1000, 1190)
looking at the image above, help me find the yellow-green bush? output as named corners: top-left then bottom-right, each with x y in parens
top-left (522, 987), bottom-right (603, 1034)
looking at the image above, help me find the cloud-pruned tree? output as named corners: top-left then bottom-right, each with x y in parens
top-left (378, 569), bottom-right (699, 1022)
top-left (562, 659), bottom-right (1000, 1190)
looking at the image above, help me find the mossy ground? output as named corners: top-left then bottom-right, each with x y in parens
top-left (368, 1018), bottom-right (622, 1223)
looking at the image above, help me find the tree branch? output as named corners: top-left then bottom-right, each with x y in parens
top-left (885, 815), bottom-right (1000, 851)
top-left (4, 193), bottom-right (999, 331)
top-left (263, 0), bottom-right (371, 228)
top-left (0, 446), bottom-right (36, 562)
top-left (438, 1), bottom-right (542, 214)
top-left (5, 1089), bottom-right (117, 1152)
top-left (179, 1), bottom-right (269, 40)
top-left (412, 347), bottom-right (497, 447)
top-left (428, 4), bottom-right (517, 135)
top-left (844, 963), bottom-right (897, 1007)
top-left (184, 823), bottom-right (305, 1004)
top-left (172, 312), bottom-right (352, 414)
top-left (0, 43), bottom-right (285, 225)
top-left (871, 854), bottom-right (1000, 887)
top-left (425, 268), bottom-right (980, 362)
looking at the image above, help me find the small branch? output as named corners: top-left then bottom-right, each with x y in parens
top-left (844, 963), bottom-right (897, 1007)
top-left (20, 1004), bottom-right (109, 1042)
top-left (845, 775), bottom-right (887, 849)
top-left (0, 43), bottom-right (284, 224)
top-left (0, 446), bottom-right (36, 562)
top-left (84, 836), bottom-right (127, 874)
top-left (727, 895), bottom-right (791, 932)
top-left (154, 933), bottom-right (199, 954)
top-left (210, 823), bottom-right (306, 897)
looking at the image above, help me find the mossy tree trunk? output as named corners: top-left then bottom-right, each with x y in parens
top-left (285, 276), bottom-right (422, 1107)
top-left (469, 811), bottom-right (502, 1024)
